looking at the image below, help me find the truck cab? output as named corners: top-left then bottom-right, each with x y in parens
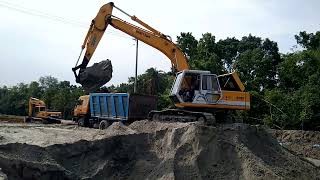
top-left (73, 95), bottom-right (90, 118)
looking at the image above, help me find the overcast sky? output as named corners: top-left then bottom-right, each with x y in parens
top-left (0, 0), bottom-right (319, 86)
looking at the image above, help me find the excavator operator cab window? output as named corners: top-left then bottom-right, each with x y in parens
top-left (39, 106), bottom-right (46, 112)
top-left (201, 74), bottom-right (222, 103)
top-left (177, 73), bottom-right (200, 102)
top-left (170, 71), bottom-right (223, 104)
top-left (35, 106), bottom-right (45, 113)
top-left (76, 99), bottom-right (83, 106)
top-left (202, 75), bottom-right (220, 92)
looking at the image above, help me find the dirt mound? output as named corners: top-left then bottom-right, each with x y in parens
top-left (0, 121), bottom-right (319, 179)
top-left (271, 129), bottom-right (320, 160)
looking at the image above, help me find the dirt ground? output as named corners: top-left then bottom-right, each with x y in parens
top-left (0, 115), bottom-right (24, 123)
top-left (0, 120), bottom-right (319, 180)
top-left (271, 129), bottom-right (320, 166)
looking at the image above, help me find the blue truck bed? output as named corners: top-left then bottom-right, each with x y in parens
top-left (89, 93), bottom-right (156, 122)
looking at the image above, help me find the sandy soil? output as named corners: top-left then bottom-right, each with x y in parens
top-left (271, 129), bottom-right (320, 167)
top-left (0, 115), bottom-right (24, 123)
top-left (0, 121), bottom-right (319, 180)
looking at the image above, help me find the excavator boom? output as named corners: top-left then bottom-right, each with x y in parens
top-left (72, 2), bottom-right (189, 92)
top-left (109, 17), bottom-right (189, 71)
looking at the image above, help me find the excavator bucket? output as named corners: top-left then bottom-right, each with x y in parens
top-left (78, 60), bottom-right (113, 92)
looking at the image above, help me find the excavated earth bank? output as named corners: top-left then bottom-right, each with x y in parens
top-left (0, 121), bottom-right (319, 180)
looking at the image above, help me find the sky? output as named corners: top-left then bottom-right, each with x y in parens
top-left (0, 0), bottom-right (319, 86)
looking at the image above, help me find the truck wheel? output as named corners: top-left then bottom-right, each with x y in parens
top-left (93, 123), bottom-right (99, 129)
top-left (78, 117), bottom-right (85, 127)
top-left (197, 116), bottom-right (206, 124)
top-left (99, 120), bottom-right (110, 130)
top-left (43, 119), bottom-right (50, 124)
top-left (24, 117), bottom-right (32, 123)
top-left (151, 113), bottom-right (160, 121)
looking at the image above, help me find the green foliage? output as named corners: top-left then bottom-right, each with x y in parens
top-left (177, 32), bottom-right (198, 58)
top-left (177, 33), bottom-right (224, 74)
top-left (295, 31), bottom-right (320, 50)
top-left (216, 37), bottom-right (239, 71)
top-left (0, 76), bottom-right (84, 119)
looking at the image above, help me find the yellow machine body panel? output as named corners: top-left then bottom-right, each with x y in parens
top-left (73, 95), bottom-right (90, 117)
top-left (35, 109), bottom-right (62, 119)
top-left (175, 91), bottom-right (250, 110)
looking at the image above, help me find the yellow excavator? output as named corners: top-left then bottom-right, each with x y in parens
top-left (72, 2), bottom-right (250, 123)
top-left (24, 97), bottom-right (62, 123)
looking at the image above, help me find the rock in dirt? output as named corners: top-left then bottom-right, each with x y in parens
top-left (0, 121), bottom-right (319, 180)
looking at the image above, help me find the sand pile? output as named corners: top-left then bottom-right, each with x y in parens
top-left (0, 121), bottom-right (319, 180)
top-left (272, 129), bottom-right (320, 159)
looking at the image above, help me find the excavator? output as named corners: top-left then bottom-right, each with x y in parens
top-left (24, 97), bottom-right (62, 123)
top-left (72, 2), bottom-right (250, 124)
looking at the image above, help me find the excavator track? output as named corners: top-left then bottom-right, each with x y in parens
top-left (148, 109), bottom-right (216, 126)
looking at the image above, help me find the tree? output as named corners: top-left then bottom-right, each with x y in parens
top-left (234, 36), bottom-right (281, 91)
top-left (295, 31), bottom-right (320, 50)
top-left (177, 32), bottom-right (224, 74)
top-left (216, 37), bottom-right (240, 72)
top-left (176, 32), bottom-right (198, 58)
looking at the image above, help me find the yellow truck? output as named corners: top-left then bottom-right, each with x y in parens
top-left (24, 97), bottom-right (62, 123)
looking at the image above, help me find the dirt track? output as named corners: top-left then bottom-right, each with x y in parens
top-left (0, 121), bottom-right (319, 180)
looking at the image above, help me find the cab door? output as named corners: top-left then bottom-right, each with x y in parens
top-left (200, 74), bottom-right (222, 104)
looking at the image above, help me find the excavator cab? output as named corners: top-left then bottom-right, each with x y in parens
top-left (170, 70), bottom-right (222, 105)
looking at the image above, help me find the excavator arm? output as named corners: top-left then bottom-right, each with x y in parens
top-left (108, 17), bottom-right (189, 71)
top-left (72, 2), bottom-right (189, 90)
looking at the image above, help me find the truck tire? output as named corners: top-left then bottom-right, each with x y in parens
top-left (43, 119), bottom-right (50, 124)
top-left (24, 117), bottom-right (32, 123)
top-left (151, 113), bottom-right (160, 121)
top-left (78, 117), bottom-right (85, 127)
top-left (99, 120), bottom-right (110, 130)
top-left (197, 116), bottom-right (206, 124)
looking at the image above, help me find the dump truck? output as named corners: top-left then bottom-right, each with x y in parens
top-left (25, 97), bottom-right (62, 123)
top-left (73, 93), bottom-right (156, 129)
